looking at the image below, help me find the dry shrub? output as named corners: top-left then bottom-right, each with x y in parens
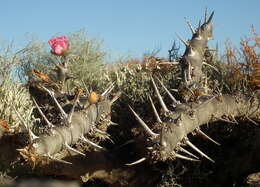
top-left (222, 27), bottom-right (260, 92)
top-left (0, 45), bottom-right (35, 130)
top-left (104, 55), bottom-right (180, 106)
top-left (16, 30), bottom-right (107, 93)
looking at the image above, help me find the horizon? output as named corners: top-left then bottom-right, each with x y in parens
top-left (1, 0), bottom-right (259, 62)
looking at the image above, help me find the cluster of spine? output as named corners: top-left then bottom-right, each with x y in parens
top-left (127, 11), bottom-right (259, 165)
top-left (179, 11), bottom-right (214, 88)
top-left (17, 56), bottom-right (118, 166)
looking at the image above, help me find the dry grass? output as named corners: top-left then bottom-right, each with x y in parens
top-left (222, 27), bottom-right (260, 92)
top-left (0, 45), bottom-right (35, 130)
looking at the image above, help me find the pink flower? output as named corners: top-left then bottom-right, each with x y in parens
top-left (48, 36), bottom-right (69, 56)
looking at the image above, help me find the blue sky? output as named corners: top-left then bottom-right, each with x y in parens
top-left (0, 0), bottom-right (259, 61)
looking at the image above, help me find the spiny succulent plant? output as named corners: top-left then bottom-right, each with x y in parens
top-left (126, 10), bottom-right (259, 166)
top-left (15, 36), bottom-right (120, 167)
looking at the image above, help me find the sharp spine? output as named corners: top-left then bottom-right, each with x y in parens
top-left (41, 86), bottom-right (68, 120)
top-left (148, 95), bottom-right (162, 123)
top-left (185, 17), bottom-right (196, 34)
top-left (155, 77), bottom-right (180, 105)
top-left (178, 146), bottom-right (199, 159)
top-left (114, 139), bottom-right (135, 150)
top-left (158, 61), bottom-right (179, 65)
top-left (64, 142), bottom-right (86, 156)
top-left (94, 128), bottom-right (114, 143)
top-left (188, 63), bottom-right (192, 81)
top-left (46, 153), bottom-right (72, 165)
top-left (202, 62), bottom-right (219, 72)
top-left (196, 129), bottom-right (220, 146)
top-left (13, 106), bottom-right (38, 142)
top-left (207, 11), bottom-right (214, 23)
top-left (214, 115), bottom-right (236, 124)
top-left (101, 82), bottom-right (115, 97)
top-left (175, 153), bottom-right (200, 162)
top-left (67, 94), bottom-right (80, 124)
top-left (204, 8), bottom-right (208, 23)
top-left (129, 106), bottom-right (159, 138)
top-left (32, 97), bottom-right (55, 128)
top-left (176, 33), bottom-right (189, 46)
top-left (110, 91), bottom-right (122, 104)
top-left (95, 128), bottom-right (109, 135)
top-left (151, 77), bottom-right (169, 113)
top-left (126, 157), bottom-right (146, 166)
top-left (81, 135), bottom-right (107, 151)
top-left (246, 116), bottom-right (258, 125)
top-left (185, 138), bottom-right (215, 163)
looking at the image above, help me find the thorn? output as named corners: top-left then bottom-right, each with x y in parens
top-left (183, 71), bottom-right (189, 85)
top-left (148, 95), bottom-right (162, 123)
top-left (64, 142), bottom-right (86, 156)
top-left (213, 115), bottom-right (237, 124)
top-left (113, 139), bottom-right (135, 150)
top-left (67, 94), bottom-right (80, 124)
top-left (246, 116), bottom-right (258, 126)
top-left (151, 77), bottom-right (169, 113)
top-left (155, 77), bottom-right (180, 105)
top-left (202, 62), bottom-right (219, 72)
top-left (175, 153), bottom-right (200, 162)
top-left (196, 129), bottom-right (220, 146)
top-left (95, 128), bottom-right (115, 144)
top-left (184, 17), bottom-right (196, 34)
top-left (129, 106), bottom-right (159, 138)
top-left (176, 33), bottom-right (189, 46)
top-left (158, 61), bottom-right (179, 65)
top-left (101, 82), bottom-right (115, 97)
top-left (80, 135), bottom-right (107, 151)
top-left (46, 153), bottom-right (72, 165)
top-left (171, 89), bottom-right (179, 92)
top-left (94, 128), bottom-right (109, 135)
top-left (126, 157), bottom-right (146, 166)
top-left (188, 62), bottom-right (193, 81)
top-left (185, 138), bottom-right (215, 163)
top-left (207, 11), bottom-right (214, 24)
top-left (16, 148), bottom-right (25, 152)
top-left (178, 146), bottom-right (199, 159)
top-left (204, 8), bottom-right (208, 23)
top-left (108, 121), bottom-right (119, 126)
top-left (13, 106), bottom-right (38, 142)
top-left (81, 80), bottom-right (90, 95)
top-left (40, 86), bottom-right (68, 120)
top-left (32, 97), bottom-right (55, 128)
top-left (106, 136), bottom-right (115, 144)
top-left (110, 91), bottom-right (122, 104)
